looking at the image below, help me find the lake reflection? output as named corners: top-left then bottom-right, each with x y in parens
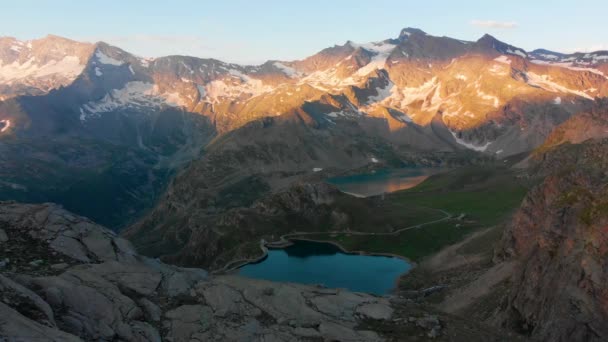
top-left (238, 240), bottom-right (411, 295)
top-left (327, 168), bottom-right (443, 197)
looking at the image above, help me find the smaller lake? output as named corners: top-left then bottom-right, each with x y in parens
top-left (327, 168), bottom-right (444, 197)
top-left (238, 240), bottom-right (411, 295)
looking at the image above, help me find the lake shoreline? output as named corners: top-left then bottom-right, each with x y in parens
top-left (287, 237), bottom-right (416, 266)
top-left (327, 167), bottom-right (445, 198)
top-left (225, 237), bottom-right (414, 295)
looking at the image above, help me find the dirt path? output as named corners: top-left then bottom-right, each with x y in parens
top-left (275, 207), bottom-right (452, 243)
top-left (218, 207), bottom-right (452, 273)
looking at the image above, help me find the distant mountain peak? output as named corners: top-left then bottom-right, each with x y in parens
top-left (399, 27), bottom-right (426, 40)
top-left (475, 33), bottom-right (528, 57)
top-left (476, 33), bottom-right (500, 45)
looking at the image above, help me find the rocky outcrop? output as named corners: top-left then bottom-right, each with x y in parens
top-left (533, 101), bottom-right (608, 155)
top-left (126, 177), bottom-right (379, 271)
top-left (497, 139), bottom-right (608, 341)
top-left (0, 201), bottom-right (399, 341)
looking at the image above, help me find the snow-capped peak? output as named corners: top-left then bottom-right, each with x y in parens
top-left (399, 27), bottom-right (427, 40)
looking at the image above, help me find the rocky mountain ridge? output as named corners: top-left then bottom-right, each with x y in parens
top-left (124, 28), bottom-right (607, 267)
top-left (2, 29), bottom-right (607, 154)
top-left (496, 137), bottom-right (608, 341)
top-left (0, 35), bottom-right (94, 100)
top-left (1, 28), bottom-right (607, 231)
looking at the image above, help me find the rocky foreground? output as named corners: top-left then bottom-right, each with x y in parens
top-left (0, 201), bottom-right (398, 341)
top-left (0, 201), bottom-right (523, 342)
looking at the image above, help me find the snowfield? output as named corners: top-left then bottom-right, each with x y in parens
top-left (95, 50), bottom-right (124, 66)
top-left (79, 81), bottom-right (186, 121)
top-left (0, 119), bottom-right (10, 133)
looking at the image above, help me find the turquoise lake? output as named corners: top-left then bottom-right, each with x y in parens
top-left (327, 168), bottom-right (444, 197)
top-left (238, 240), bottom-right (412, 295)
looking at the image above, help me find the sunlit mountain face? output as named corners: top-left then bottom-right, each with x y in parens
top-left (1, 13), bottom-right (608, 341)
top-left (0, 28), bottom-right (607, 229)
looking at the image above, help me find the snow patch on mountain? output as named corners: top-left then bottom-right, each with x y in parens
top-left (477, 91), bottom-right (500, 108)
top-left (10, 44), bottom-right (23, 53)
top-left (180, 61), bottom-right (194, 74)
top-left (526, 72), bottom-right (594, 99)
top-left (295, 41), bottom-right (396, 91)
top-left (352, 42), bottom-right (397, 77)
top-left (0, 56), bottom-right (83, 82)
top-left (273, 62), bottom-right (300, 78)
top-left (474, 84), bottom-right (500, 108)
top-left (326, 110), bottom-right (364, 118)
top-left (79, 81), bottom-right (185, 121)
top-left (139, 57), bottom-right (153, 68)
top-left (0, 119), bottom-right (11, 133)
top-left (494, 56), bottom-right (512, 64)
top-left (489, 62), bottom-right (509, 76)
top-left (367, 81), bottom-right (394, 103)
top-left (537, 53), bottom-right (560, 60)
top-left (450, 131), bottom-right (492, 152)
top-left (529, 59), bottom-right (607, 77)
top-left (204, 74), bottom-right (274, 103)
top-left (506, 48), bottom-right (527, 58)
top-left (383, 77), bottom-right (439, 109)
top-left (299, 68), bottom-right (357, 92)
top-left (95, 51), bottom-right (123, 66)
top-left (421, 83), bottom-right (443, 112)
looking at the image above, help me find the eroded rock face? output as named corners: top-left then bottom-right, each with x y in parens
top-left (0, 201), bottom-right (137, 265)
top-left (0, 202), bottom-right (395, 341)
top-left (498, 140), bottom-right (608, 341)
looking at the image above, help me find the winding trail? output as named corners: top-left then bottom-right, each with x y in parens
top-left (216, 207), bottom-right (452, 274)
top-left (276, 208), bottom-right (452, 243)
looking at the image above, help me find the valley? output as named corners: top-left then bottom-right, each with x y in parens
top-left (285, 163), bottom-right (528, 262)
top-left (1, 16), bottom-right (608, 341)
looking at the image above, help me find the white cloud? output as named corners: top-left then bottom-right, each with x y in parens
top-left (470, 20), bottom-right (518, 29)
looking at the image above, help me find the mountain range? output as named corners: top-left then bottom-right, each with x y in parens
top-left (2, 27), bottom-right (608, 341)
top-left (1, 28), bottom-right (607, 229)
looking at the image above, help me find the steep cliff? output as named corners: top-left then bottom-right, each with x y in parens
top-left (498, 139), bottom-right (608, 341)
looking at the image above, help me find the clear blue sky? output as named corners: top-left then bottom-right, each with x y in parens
top-left (1, 0), bottom-right (607, 64)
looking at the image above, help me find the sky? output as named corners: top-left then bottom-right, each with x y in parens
top-left (1, 0), bottom-right (607, 64)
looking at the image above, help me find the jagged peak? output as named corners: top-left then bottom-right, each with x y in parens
top-left (475, 33), bottom-right (528, 58)
top-left (476, 33), bottom-right (500, 45)
top-left (399, 27), bottom-right (427, 40)
top-left (399, 27), bottom-right (427, 38)
top-left (345, 40), bottom-right (362, 49)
